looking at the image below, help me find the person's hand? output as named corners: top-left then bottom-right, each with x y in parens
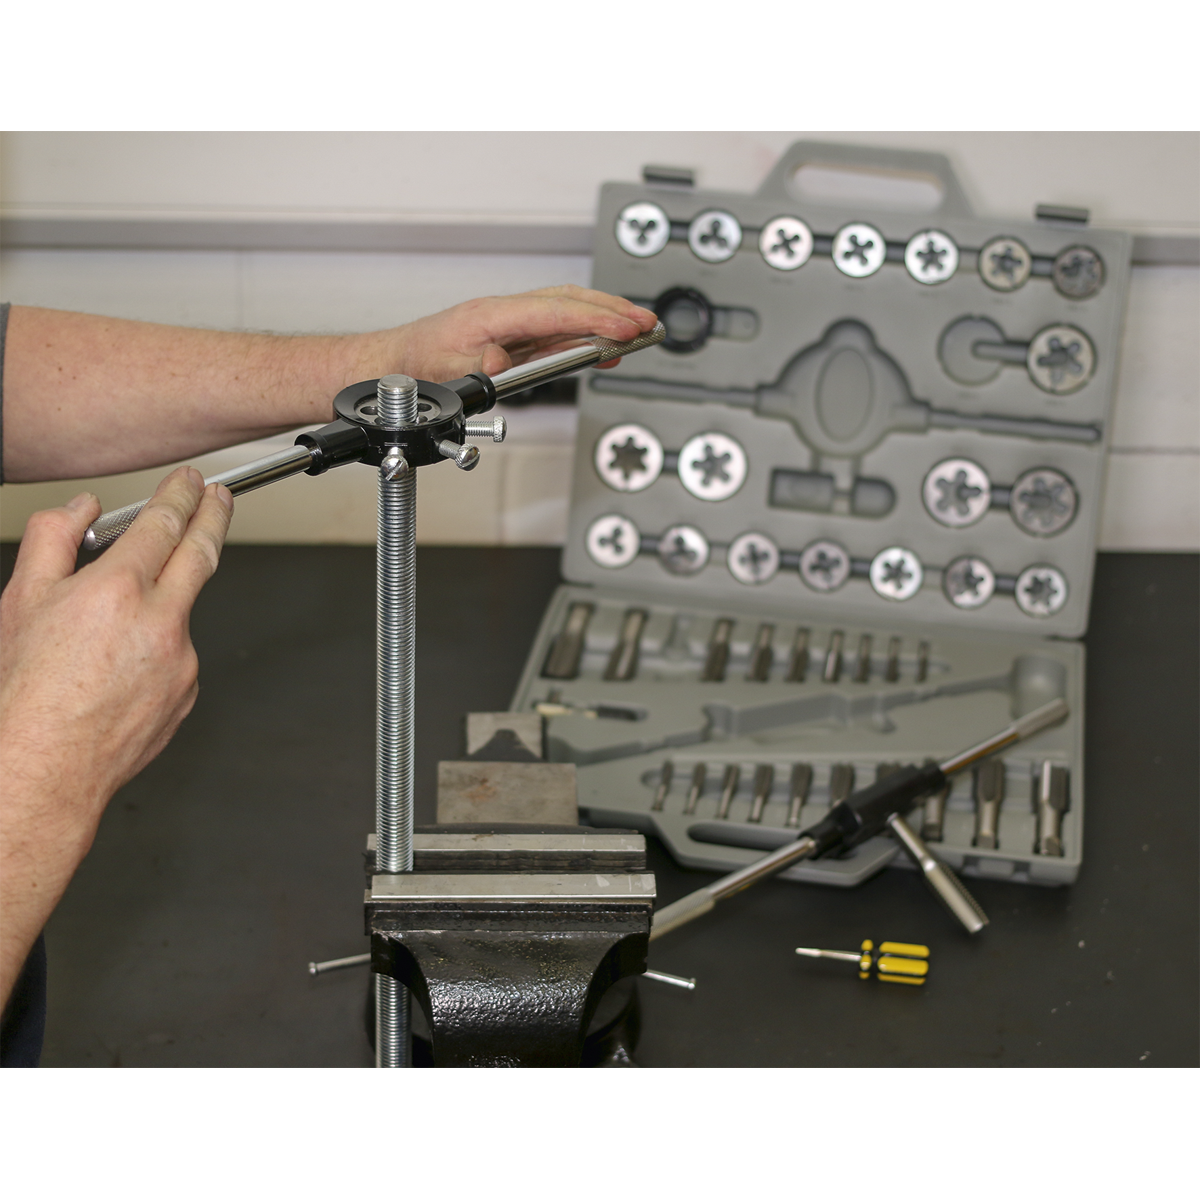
top-left (377, 284), bottom-right (658, 382)
top-left (0, 468), bottom-right (232, 1001)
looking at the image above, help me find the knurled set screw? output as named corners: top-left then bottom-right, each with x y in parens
top-left (464, 415), bottom-right (508, 442)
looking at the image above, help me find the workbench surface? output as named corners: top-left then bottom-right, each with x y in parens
top-left (4, 546), bottom-right (1195, 1068)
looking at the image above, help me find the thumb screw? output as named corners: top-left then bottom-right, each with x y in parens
top-left (437, 440), bottom-right (480, 471)
top-left (464, 415), bottom-right (507, 442)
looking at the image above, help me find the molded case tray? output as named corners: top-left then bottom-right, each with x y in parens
top-left (510, 141), bottom-right (1130, 887)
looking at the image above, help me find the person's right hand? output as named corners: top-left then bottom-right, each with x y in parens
top-left (0, 465), bottom-right (234, 873)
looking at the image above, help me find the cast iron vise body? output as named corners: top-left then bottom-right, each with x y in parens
top-left (366, 827), bottom-right (655, 1067)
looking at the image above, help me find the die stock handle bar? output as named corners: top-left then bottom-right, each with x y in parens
top-left (648, 698), bottom-right (1069, 941)
top-left (83, 322), bottom-right (665, 552)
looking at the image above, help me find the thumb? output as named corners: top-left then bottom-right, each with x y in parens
top-left (10, 492), bottom-right (102, 596)
top-left (478, 343), bottom-right (514, 377)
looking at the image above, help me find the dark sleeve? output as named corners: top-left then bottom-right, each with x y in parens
top-left (0, 301), bottom-right (9, 484)
top-left (1, 934), bottom-right (47, 1068)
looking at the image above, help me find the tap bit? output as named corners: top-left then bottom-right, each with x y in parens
top-left (854, 633), bottom-right (873, 682)
top-left (973, 759), bottom-right (1006, 849)
top-left (603, 607), bottom-right (648, 681)
top-left (885, 636), bottom-right (902, 682)
top-left (651, 760), bottom-right (673, 812)
top-left (823, 631), bottom-right (845, 682)
top-left (541, 602), bottom-right (594, 680)
top-left (748, 764), bottom-right (775, 823)
top-left (682, 762), bottom-right (707, 815)
top-left (1034, 762), bottom-right (1070, 856)
top-left (715, 764), bottom-right (741, 820)
top-left (746, 623), bottom-right (776, 682)
top-left (829, 762), bottom-right (856, 806)
top-left (921, 782), bottom-right (950, 842)
top-left (786, 763), bottom-right (813, 828)
top-left (786, 627), bottom-right (811, 682)
top-left (702, 618), bottom-right (735, 682)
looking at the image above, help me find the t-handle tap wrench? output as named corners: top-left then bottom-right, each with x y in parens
top-left (649, 697), bottom-right (1068, 941)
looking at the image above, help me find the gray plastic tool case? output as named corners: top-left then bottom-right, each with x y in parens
top-left (510, 141), bottom-right (1131, 889)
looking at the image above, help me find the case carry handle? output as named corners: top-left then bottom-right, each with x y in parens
top-left (755, 140), bottom-right (975, 220)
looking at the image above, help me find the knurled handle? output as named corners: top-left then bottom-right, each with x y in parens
top-left (83, 500), bottom-right (149, 552)
top-left (591, 321), bottom-right (667, 364)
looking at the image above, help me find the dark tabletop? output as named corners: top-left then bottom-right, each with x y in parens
top-left (3, 544), bottom-right (1196, 1067)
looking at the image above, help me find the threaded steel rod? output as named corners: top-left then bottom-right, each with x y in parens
top-left (374, 374), bottom-right (418, 1068)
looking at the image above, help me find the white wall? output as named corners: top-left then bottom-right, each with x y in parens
top-left (4, 132), bottom-right (1198, 236)
top-left (2, 133), bottom-right (1197, 550)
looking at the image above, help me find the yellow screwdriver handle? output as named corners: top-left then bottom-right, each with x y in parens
top-left (859, 938), bottom-right (931, 984)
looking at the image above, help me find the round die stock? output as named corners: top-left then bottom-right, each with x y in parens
top-left (922, 458), bottom-right (991, 527)
top-left (1052, 245), bottom-right (1105, 299)
top-left (1009, 467), bottom-right (1079, 537)
top-left (904, 230), bottom-right (959, 284)
top-left (727, 532), bottom-right (780, 586)
top-left (869, 547), bottom-right (924, 601)
top-left (832, 222), bottom-right (887, 277)
top-left (688, 210), bottom-right (742, 263)
top-left (1014, 564), bottom-right (1069, 617)
top-left (657, 524), bottom-right (711, 575)
top-left (797, 538), bottom-right (852, 592)
top-left (585, 514), bottom-right (640, 568)
top-left (594, 423), bottom-right (663, 493)
top-left (615, 201), bottom-right (670, 257)
top-left (942, 556), bottom-right (996, 609)
top-left (759, 216), bottom-right (814, 271)
top-left (978, 236), bottom-right (1032, 291)
top-left (677, 431), bottom-right (748, 501)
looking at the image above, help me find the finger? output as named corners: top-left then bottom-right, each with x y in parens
top-left (477, 293), bottom-right (652, 350)
top-left (154, 483), bottom-right (234, 604)
top-left (524, 285), bottom-right (658, 328)
top-left (7, 492), bottom-right (101, 597)
top-left (103, 466), bottom-right (206, 585)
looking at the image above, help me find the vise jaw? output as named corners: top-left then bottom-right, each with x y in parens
top-left (366, 827), bottom-right (655, 1067)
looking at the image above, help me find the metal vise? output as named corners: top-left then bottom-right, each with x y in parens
top-left (366, 826), bottom-right (654, 1066)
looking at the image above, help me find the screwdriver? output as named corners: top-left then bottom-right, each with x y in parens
top-left (795, 939), bottom-right (930, 986)
top-left (649, 697), bottom-right (1068, 941)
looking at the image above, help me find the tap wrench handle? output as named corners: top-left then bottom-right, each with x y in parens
top-left (650, 698), bottom-right (1068, 942)
top-left (486, 321), bottom-right (665, 401)
top-left (83, 444), bottom-right (319, 552)
top-left (84, 323), bottom-right (664, 552)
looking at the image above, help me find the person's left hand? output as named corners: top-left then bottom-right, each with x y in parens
top-left (370, 284), bottom-right (658, 382)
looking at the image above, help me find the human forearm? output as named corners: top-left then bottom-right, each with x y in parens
top-left (2, 288), bottom-right (656, 484)
top-left (2, 307), bottom-right (378, 482)
top-left (0, 762), bottom-right (102, 1009)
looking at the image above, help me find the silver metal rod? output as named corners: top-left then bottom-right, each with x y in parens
top-left (649, 835), bottom-right (820, 942)
top-left (938, 697), bottom-right (1069, 776)
top-left (374, 374), bottom-right (418, 1069)
top-left (887, 814), bottom-right (989, 934)
top-left (490, 322), bottom-right (665, 399)
top-left (643, 969), bottom-right (697, 991)
top-left (309, 952), bottom-right (371, 975)
top-left (83, 443), bottom-right (318, 551)
top-left (795, 947), bottom-right (861, 964)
